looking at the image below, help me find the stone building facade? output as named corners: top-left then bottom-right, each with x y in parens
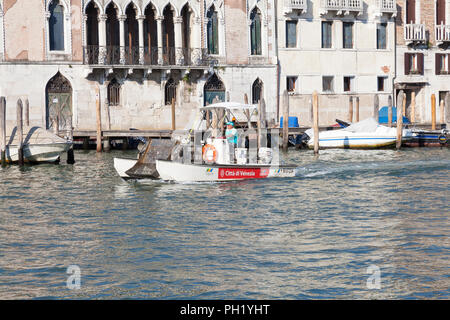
top-left (395, 0), bottom-right (450, 124)
top-left (0, 0), bottom-right (278, 131)
top-left (277, 0), bottom-right (397, 126)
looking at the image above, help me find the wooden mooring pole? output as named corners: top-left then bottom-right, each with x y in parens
top-left (171, 97), bottom-right (176, 131)
top-left (373, 94), bottom-right (379, 121)
top-left (67, 115), bottom-right (75, 164)
top-left (95, 87), bottom-right (102, 152)
top-left (396, 91), bottom-right (404, 150)
top-left (17, 99), bottom-right (24, 166)
top-left (411, 91), bottom-right (416, 123)
top-left (440, 99), bottom-right (445, 126)
top-left (348, 96), bottom-right (354, 123)
top-left (388, 95), bottom-right (393, 127)
top-left (431, 94), bottom-right (436, 130)
top-left (282, 90), bottom-right (289, 152)
top-left (355, 97), bottom-right (360, 122)
top-left (313, 90), bottom-right (319, 154)
top-left (24, 98), bottom-right (30, 127)
top-left (0, 97), bottom-right (6, 166)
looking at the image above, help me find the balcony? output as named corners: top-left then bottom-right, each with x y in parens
top-left (404, 24), bottom-right (426, 44)
top-left (284, 0), bottom-right (307, 14)
top-left (320, 0), bottom-right (363, 16)
top-left (83, 46), bottom-right (209, 67)
top-left (377, 0), bottom-right (396, 17)
top-left (436, 24), bottom-right (450, 45)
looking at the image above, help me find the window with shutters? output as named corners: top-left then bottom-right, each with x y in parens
top-left (436, 0), bottom-right (446, 25)
top-left (436, 54), bottom-right (449, 75)
top-left (322, 21), bottom-right (333, 49)
top-left (343, 22), bottom-right (354, 49)
top-left (343, 76), bottom-right (354, 92)
top-left (377, 23), bottom-right (387, 50)
top-left (406, 0), bottom-right (416, 24)
top-left (377, 77), bottom-right (387, 92)
top-left (405, 53), bottom-right (424, 75)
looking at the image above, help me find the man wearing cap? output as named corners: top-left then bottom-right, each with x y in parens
top-left (225, 121), bottom-right (238, 163)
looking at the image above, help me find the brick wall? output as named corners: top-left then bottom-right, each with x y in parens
top-left (224, 0), bottom-right (248, 64)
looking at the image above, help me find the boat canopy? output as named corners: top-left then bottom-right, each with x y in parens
top-left (342, 117), bottom-right (380, 133)
top-left (200, 102), bottom-right (258, 112)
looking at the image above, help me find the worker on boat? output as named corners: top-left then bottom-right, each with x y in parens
top-left (225, 121), bottom-right (238, 163)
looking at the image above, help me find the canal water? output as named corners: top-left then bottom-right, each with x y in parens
top-left (0, 148), bottom-right (448, 299)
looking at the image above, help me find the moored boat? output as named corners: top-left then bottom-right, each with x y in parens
top-left (303, 118), bottom-right (414, 149)
top-left (4, 126), bottom-right (72, 163)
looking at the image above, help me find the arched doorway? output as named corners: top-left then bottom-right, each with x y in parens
top-left (204, 73), bottom-right (225, 105)
top-left (46, 72), bottom-right (72, 132)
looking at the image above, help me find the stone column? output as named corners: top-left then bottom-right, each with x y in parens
top-left (118, 14), bottom-right (126, 65)
top-left (98, 14), bottom-right (108, 64)
top-left (137, 15), bottom-right (145, 65)
top-left (219, 17), bottom-right (225, 56)
top-left (174, 16), bottom-right (184, 65)
top-left (82, 14), bottom-right (88, 63)
top-left (156, 15), bottom-right (164, 65)
top-left (192, 17), bottom-right (202, 65)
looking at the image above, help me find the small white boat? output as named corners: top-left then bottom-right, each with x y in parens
top-left (304, 118), bottom-right (413, 149)
top-left (155, 160), bottom-right (296, 182)
top-left (114, 102), bottom-right (297, 182)
top-left (3, 126), bottom-right (72, 163)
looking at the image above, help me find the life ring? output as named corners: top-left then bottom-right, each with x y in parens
top-left (202, 144), bottom-right (218, 163)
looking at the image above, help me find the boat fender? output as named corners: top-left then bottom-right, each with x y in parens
top-left (202, 144), bottom-right (218, 163)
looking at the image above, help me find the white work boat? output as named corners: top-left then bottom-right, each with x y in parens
top-left (114, 102), bottom-right (297, 182)
top-left (303, 118), bottom-right (414, 149)
top-left (4, 126), bottom-right (72, 163)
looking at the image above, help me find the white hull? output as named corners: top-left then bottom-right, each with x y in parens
top-left (4, 143), bottom-right (71, 163)
top-left (114, 157), bottom-right (138, 179)
top-left (156, 160), bottom-right (296, 182)
top-left (307, 134), bottom-right (398, 149)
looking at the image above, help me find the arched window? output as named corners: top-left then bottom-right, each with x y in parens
top-left (207, 7), bottom-right (219, 55)
top-left (252, 79), bottom-right (263, 104)
top-left (49, 0), bottom-right (65, 51)
top-left (108, 79), bottom-right (121, 106)
top-left (250, 8), bottom-right (262, 55)
top-left (165, 78), bottom-right (177, 105)
top-left (204, 73), bottom-right (225, 105)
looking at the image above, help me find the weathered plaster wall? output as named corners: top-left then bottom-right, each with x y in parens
top-left (224, 0), bottom-right (249, 64)
top-left (3, 0), bottom-right (45, 61)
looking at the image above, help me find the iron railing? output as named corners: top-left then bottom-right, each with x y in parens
top-left (404, 24), bottom-right (426, 42)
top-left (436, 24), bottom-right (450, 43)
top-left (83, 45), bottom-right (210, 66)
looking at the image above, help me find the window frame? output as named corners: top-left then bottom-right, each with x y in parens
top-left (377, 76), bottom-right (388, 92)
top-left (343, 76), bottom-right (355, 93)
top-left (286, 76), bottom-right (298, 93)
top-left (207, 7), bottom-right (219, 55)
top-left (107, 79), bottom-right (121, 107)
top-left (322, 76), bottom-right (334, 93)
top-left (285, 20), bottom-right (298, 49)
top-left (342, 22), bottom-right (354, 49)
top-left (321, 21), bottom-right (333, 49)
top-left (376, 23), bottom-right (387, 50)
top-left (46, 0), bottom-right (71, 57)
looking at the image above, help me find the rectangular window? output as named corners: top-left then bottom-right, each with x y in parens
top-left (436, 54), bottom-right (449, 74)
top-left (343, 22), bottom-right (354, 49)
top-left (322, 21), bottom-right (333, 49)
top-left (377, 77), bottom-right (387, 92)
top-left (343, 76), bottom-right (354, 92)
top-left (377, 23), bottom-right (387, 49)
top-left (405, 53), bottom-right (424, 75)
top-left (322, 76), bottom-right (334, 93)
top-left (286, 20), bottom-right (298, 48)
top-left (287, 76), bottom-right (298, 92)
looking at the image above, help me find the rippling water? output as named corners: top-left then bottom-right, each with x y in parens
top-left (0, 148), bottom-right (449, 299)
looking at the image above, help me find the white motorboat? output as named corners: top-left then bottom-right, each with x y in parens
top-left (114, 102), bottom-right (297, 182)
top-left (3, 126), bottom-right (72, 163)
top-left (303, 118), bottom-right (414, 149)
